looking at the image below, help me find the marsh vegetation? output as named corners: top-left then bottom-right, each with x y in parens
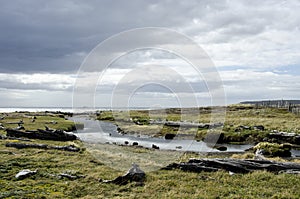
top-left (1, 108), bottom-right (300, 198)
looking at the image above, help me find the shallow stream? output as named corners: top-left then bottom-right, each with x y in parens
top-left (71, 116), bottom-right (253, 153)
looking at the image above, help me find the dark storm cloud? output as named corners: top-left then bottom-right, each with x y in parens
top-left (0, 0), bottom-right (203, 73)
top-left (1, 0), bottom-right (298, 73)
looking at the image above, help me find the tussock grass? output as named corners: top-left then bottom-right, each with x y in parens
top-left (2, 139), bottom-right (300, 199)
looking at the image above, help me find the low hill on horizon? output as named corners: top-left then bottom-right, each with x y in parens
top-left (240, 100), bottom-right (300, 106)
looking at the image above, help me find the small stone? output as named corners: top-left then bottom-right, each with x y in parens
top-left (15, 169), bottom-right (37, 180)
top-left (215, 146), bottom-right (227, 151)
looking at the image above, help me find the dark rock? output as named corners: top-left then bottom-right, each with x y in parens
top-left (15, 169), bottom-right (37, 180)
top-left (253, 125), bottom-right (265, 131)
top-left (165, 134), bottom-right (176, 140)
top-left (132, 142), bottom-right (138, 146)
top-left (101, 163), bottom-right (146, 185)
top-left (58, 114), bottom-right (65, 118)
top-left (152, 144), bottom-right (159, 149)
top-left (117, 127), bottom-right (124, 134)
top-left (215, 146), bottom-right (227, 151)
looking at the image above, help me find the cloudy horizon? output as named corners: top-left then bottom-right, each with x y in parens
top-left (0, 0), bottom-right (299, 108)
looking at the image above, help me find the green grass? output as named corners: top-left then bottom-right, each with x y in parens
top-left (1, 139), bottom-right (300, 198)
top-left (1, 110), bottom-right (300, 198)
top-left (0, 112), bottom-right (78, 135)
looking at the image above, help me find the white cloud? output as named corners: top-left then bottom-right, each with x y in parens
top-left (220, 69), bottom-right (300, 103)
top-left (0, 73), bottom-right (75, 91)
top-left (178, 0), bottom-right (300, 68)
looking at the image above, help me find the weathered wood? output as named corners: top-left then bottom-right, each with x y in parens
top-left (6, 142), bottom-right (80, 152)
top-left (59, 173), bottom-right (85, 180)
top-left (6, 142), bottom-right (48, 149)
top-left (160, 121), bottom-right (223, 129)
top-left (163, 158), bottom-right (300, 174)
top-left (267, 132), bottom-right (300, 144)
top-left (6, 128), bottom-right (77, 141)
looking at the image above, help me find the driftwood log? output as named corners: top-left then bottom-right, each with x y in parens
top-left (150, 120), bottom-right (223, 129)
top-left (163, 158), bottom-right (300, 174)
top-left (6, 128), bottom-right (77, 141)
top-left (267, 132), bottom-right (300, 144)
top-left (58, 173), bottom-right (85, 180)
top-left (6, 142), bottom-right (80, 152)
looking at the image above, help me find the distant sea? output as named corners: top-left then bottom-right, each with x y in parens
top-left (0, 107), bottom-right (151, 113)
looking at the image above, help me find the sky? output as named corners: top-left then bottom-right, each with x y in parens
top-left (0, 0), bottom-right (299, 108)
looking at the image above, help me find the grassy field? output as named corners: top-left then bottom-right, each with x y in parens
top-left (1, 139), bottom-right (300, 199)
top-left (97, 105), bottom-right (300, 143)
top-left (0, 112), bottom-right (76, 132)
top-left (1, 110), bottom-right (300, 198)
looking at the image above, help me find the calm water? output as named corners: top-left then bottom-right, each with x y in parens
top-left (71, 116), bottom-right (253, 153)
